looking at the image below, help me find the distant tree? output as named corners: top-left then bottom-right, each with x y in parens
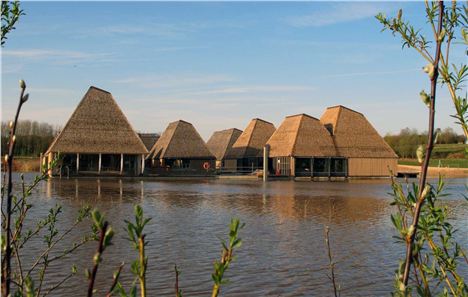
top-left (1, 120), bottom-right (60, 157)
top-left (1, 0), bottom-right (24, 46)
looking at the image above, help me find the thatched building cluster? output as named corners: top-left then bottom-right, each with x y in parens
top-left (44, 87), bottom-right (397, 178)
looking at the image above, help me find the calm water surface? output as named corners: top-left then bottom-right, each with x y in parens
top-left (12, 174), bottom-right (468, 296)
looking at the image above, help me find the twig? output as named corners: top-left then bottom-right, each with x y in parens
top-left (324, 226), bottom-right (339, 297)
top-left (105, 263), bottom-right (124, 297)
top-left (2, 80), bottom-right (27, 297)
top-left (401, 1), bottom-right (445, 287)
top-left (87, 221), bottom-right (108, 297)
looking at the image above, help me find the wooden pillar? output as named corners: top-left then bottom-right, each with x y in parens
top-left (98, 153), bottom-right (102, 175)
top-left (120, 154), bottom-right (124, 175)
top-left (328, 157), bottom-right (332, 179)
top-left (263, 145), bottom-right (269, 182)
top-left (76, 153), bottom-right (80, 173)
top-left (141, 154), bottom-right (145, 175)
top-left (290, 156), bottom-right (295, 177)
top-left (47, 152), bottom-right (53, 177)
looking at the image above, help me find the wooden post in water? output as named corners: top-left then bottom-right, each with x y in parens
top-left (141, 154), bottom-right (145, 175)
top-left (263, 145), bottom-right (269, 182)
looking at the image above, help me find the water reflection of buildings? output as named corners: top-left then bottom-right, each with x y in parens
top-left (43, 179), bottom-right (389, 224)
top-left (45, 178), bottom-right (145, 202)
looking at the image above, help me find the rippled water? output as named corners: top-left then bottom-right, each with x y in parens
top-left (8, 174), bottom-right (468, 296)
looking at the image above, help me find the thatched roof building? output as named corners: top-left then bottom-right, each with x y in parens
top-left (320, 106), bottom-right (396, 158)
top-left (206, 128), bottom-right (242, 161)
top-left (46, 86), bottom-right (147, 155)
top-left (226, 118), bottom-right (276, 159)
top-left (138, 133), bottom-right (160, 151)
top-left (147, 120), bottom-right (214, 160)
top-left (320, 105), bottom-right (397, 177)
top-left (267, 114), bottom-right (336, 157)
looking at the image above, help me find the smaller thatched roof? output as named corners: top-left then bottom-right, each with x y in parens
top-left (225, 118), bottom-right (276, 159)
top-left (320, 105), bottom-right (397, 158)
top-left (267, 114), bottom-right (337, 157)
top-left (206, 128), bottom-right (243, 161)
top-left (138, 133), bottom-right (160, 151)
top-left (46, 86), bottom-right (148, 155)
top-left (147, 120), bottom-right (215, 159)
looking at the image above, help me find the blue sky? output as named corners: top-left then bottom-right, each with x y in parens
top-left (1, 1), bottom-right (465, 139)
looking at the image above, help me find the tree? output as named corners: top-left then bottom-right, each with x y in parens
top-left (377, 1), bottom-right (468, 295)
top-left (1, 0), bottom-right (24, 46)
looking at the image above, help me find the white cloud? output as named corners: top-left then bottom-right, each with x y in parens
top-left (286, 2), bottom-right (396, 27)
top-left (2, 49), bottom-right (113, 66)
top-left (112, 74), bottom-right (235, 89)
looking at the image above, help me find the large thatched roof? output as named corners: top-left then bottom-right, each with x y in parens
top-left (138, 133), bottom-right (160, 151)
top-left (46, 86), bottom-right (148, 154)
top-left (147, 120), bottom-right (215, 159)
top-left (225, 118), bottom-right (276, 159)
top-left (320, 105), bottom-right (397, 158)
top-left (206, 128), bottom-right (242, 160)
top-left (267, 114), bottom-right (337, 157)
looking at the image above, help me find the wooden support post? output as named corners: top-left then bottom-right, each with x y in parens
top-left (290, 156), bottom-right (295, 177)
top-left (98, 153), bottom-right (102, 175)
top-left (76, 153), bottom-right (80, 174)
top-left (120, 154), bottom-right (124, 175)
top-left (263, 145), bottom-right (269, 182)
top-left (328, 157), bottom-right (331, 179)
top-left (47, 152), bottom-right (53, 177)
top-left (141, 154), bottom-right (145, 175)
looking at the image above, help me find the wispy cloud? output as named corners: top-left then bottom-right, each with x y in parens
top-left (189, 85), bottom-right (315, 95)
top-left (2, 49), bottom-right (113, 65)
top-left (320, 68), bottom-right (420, 79)
top-left (285, 2), bottom-right (396, 27)
top-left (112, 74), bottom-right (234, 89)
top-left (96, 22), bottom-right (205, 38)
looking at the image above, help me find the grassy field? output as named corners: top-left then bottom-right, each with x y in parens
top-left (432, 143), bottom-right (467, 154)
top-left (399, 158), bottom-right (468, 168)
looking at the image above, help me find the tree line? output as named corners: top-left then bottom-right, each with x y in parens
top-left (384, 127), bottom-right (466, 158)
top-left (1, 120), bottom-right (60, 157)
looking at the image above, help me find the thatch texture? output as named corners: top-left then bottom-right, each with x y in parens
top-left (46, 86), bottom-right (148, 154)
top-left (138, 133), bottom-right (160, 151)
top-left (267, 114), bottom-right (336, 157)
top-left (148, 120), bottom-right (215, 159)
top-left (206, 128), bottom-right (242, 161)
top-left (226, 118), bottom-right (276, 159)
top-left (320, 105), bottom-right (397, 158)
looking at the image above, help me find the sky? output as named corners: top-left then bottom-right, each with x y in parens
top-left (1, 1), bottom-right (466, 140)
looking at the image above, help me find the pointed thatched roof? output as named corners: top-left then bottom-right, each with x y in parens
top-left (267, 114), bottom-right (337, 157)
top-left (206, 128), bottom-right (243, 161)
top-left (225, 118), bottom-right (276, 159)
top-left (138, 133), bottom-right (160, 151)
top-left (46, 86), bottom-right (148, 154)
top-left (320, 105), bottom-right (397, 158)
top-left (147, 120), bottom-right (215, 159)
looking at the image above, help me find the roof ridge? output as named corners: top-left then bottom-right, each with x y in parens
top-left (327, 105), bottom-right (363, 115)
top-left (89, 86), bottom-right (111, 94)
top-left (285, 113), bottom-right (319, 121)
top-left (252, 118), bottom-right (273, 125)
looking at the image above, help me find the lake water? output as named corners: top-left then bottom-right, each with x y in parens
top-left (8, 174), bottom-right (468, 296)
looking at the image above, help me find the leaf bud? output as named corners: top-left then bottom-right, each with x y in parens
top-left (19, 79), bottom-right (26, 89)
top-left (419, 90), bottom-right (430, 107)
